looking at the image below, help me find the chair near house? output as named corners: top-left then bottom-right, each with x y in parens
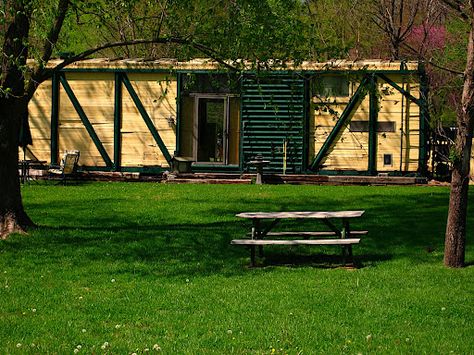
top-left (48, 150), bottom-right (80, 183)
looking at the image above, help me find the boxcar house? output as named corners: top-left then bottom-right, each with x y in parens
top-left (25, 59), bottom-right (429, 176)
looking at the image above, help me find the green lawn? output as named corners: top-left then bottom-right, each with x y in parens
top-left (1, 183), bottom-right (473, 354)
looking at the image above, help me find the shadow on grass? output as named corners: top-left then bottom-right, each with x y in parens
top-left (31, 178), bottom-right (95, 187)
top-left (7, 185), bottom-right (473, 276)
top-left (246, 251), bottom-right (392, 269)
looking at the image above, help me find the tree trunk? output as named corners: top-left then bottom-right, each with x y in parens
top-left (391, 39), bottom-right (400, 60)
top-left (0, 2), bottom-right (35, 239)
top-left (444, 144), bottom-right (471, 267)
top-left (444, 8), bottom-right (474, 267)
top-left (0, 97), bottom-right (35, 239)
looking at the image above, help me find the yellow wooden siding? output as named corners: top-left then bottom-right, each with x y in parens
top-left (121, 73), bottom-right (177, 167)
top-left (178, 97), bottom-right (195, 158)
top-left (310, 74), bottom-right (420, 171)
top-left (312, 93), bottom-right (371, 170)
top-left (25, 72), bottom-right (178, 168)
top-left (59, 73), bottom-right (115, 166)
top-left (25, 65), bottom-right (423, 173)
top-left (24, 80), bottom-right (52, 161)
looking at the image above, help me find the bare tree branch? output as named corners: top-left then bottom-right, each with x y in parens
top-left (427, 58), bottom-right (465, 75)
top-left (155, 0), bottom-right (169, 40)
top-left (401, 42), bottom-right (464, 74)
top-left (27, 0), bottom-right (69, 98)
top-left (439, 0), bottom-right (470, 21)
top-left (31, 37), bottom-right (239, 84)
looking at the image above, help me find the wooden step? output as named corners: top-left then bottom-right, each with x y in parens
top-left (164, 178), bottom-right (251, 184)
top-left (176, 173), bottom-right (243, 179)
top-left (262, 231), bottom-right (368, 237)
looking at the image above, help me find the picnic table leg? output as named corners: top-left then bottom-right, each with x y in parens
top-left (341, 219), bottom-right (350, 238)
top-left (341, 219), bottom-right (351, 266)
top-left (250, 245), bottom-right (256, 267)
top-left (251, 219), bottom-right (265, 258)
top-left (251, 219), bottom-right (264, 264)
top-left (347, 245), bottom-right (353, 265)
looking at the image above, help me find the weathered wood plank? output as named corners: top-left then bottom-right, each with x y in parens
top-left (236, 211), bottom-right (365, 219)
top-left (260, 231), bottom-right (368, 237)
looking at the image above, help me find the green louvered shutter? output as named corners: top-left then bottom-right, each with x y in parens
top-left (241, 75), bottom-right (305, 173)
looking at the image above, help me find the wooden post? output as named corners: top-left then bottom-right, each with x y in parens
top-left (368, 75), bottom-right (378, 175)
top-left (50, 73), bottom-right (60, 165)
top-left (114, 72), bottom-right (122, 171)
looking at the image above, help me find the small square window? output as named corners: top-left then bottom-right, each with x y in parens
top-left (383, 154), bottom-right (393, 166)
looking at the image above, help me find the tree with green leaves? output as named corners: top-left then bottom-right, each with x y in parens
top-left (0, 0), bottom-right (316, 239)
top-left (0, 0), bottom-right (192, 238)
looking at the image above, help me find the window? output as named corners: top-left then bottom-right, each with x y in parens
top-left (181, 73), bottom-right (240, 95)
top-left (383, 154), bottom-right (393, 166)
top-left (313, 75), bottom-right (350, 98)
top-left (349, 121), bottom-right (396, 132)
top-left (378, 122), bottom-right (396, 132)
top-left (349, 121), bottom-right (369, 132)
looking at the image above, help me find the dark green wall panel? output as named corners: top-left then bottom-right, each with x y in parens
top-left (241, 75), bottom-right (305, 173)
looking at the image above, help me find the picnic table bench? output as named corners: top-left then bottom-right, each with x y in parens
top-left (231, 211), bottom-right (366, 267)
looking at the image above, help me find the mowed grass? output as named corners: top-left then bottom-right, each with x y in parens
top-left (1, 183), bottom-right (473, 354)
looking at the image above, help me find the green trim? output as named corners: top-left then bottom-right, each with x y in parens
top-left (239, 76), bottom-right (244, 170)
top-left (50, 73), bottom-right (60, 165)
top-left (176, 70), bottom-right (235, 75)
top-left (376, 73), bottom-right (421, 106)
top-left (59, 74), bottom-right (114, 167)
top-left (61, 68), bottom-right (175, 74)
top-left (305, 69), bottom-right (418, 75)
top-left (121, 74), bottom-right (173, 164)
top-left (80, 166), bottom-right (168, 174)
top-left (175, 72), bottom-right (182, 156)
top-left (309, 75), bottom-right (370, 171)
top-left (368, 75), bottom-right (378, 175)
top-left (418, 64), bottom-right (429, 175)
top-left (114, 73), bottom-right (122, 171)
top-left (302, 76), bottom-right (310, 170)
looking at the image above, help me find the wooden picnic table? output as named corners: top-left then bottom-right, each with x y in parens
top-left (232, 210), bottom-right (366, 267)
